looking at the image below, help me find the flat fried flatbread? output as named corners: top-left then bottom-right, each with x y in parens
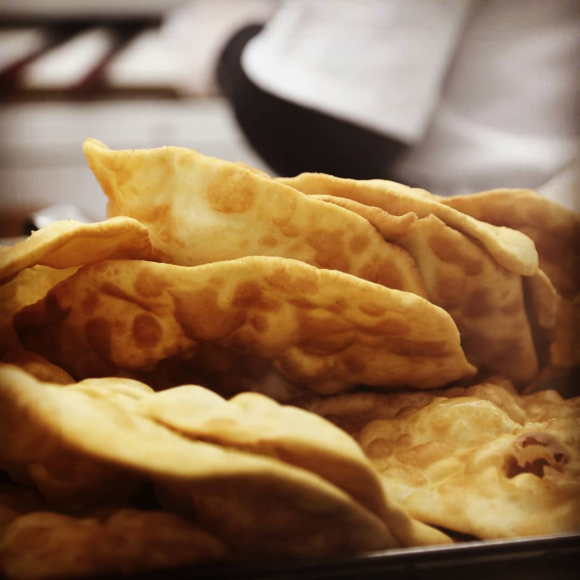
top-left (135, 386), bottom-right (389, 521)
top-left (441, 188), bottom-right (579, 299)
top-left (83, 139), bottom-right (426, 296)
top-left (356, 391), bottom-right (580, 539)
top-left (397, 215), bottom-right (537, 384)
top-left (278, 173), bottom-right (538, 276)
top-left (441, 188), bottom-right (580, 370)
top-left (0, 367), bottom-right (142, 510)
top-left (14, 257), bottom-right (475, 393)
top-left (0, 217), bottom-right (152, 285)
top-left (301, 379), bottom-right (566, 436)
top-left (0, 365), bottom-right (397, 558)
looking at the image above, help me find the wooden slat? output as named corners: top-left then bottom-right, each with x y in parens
top-left (0, 28), bottom-right (49, 72)
top-left (19, 27), bottom-right (117, 92)
top-left (105, 27), bottom-right (180, 90)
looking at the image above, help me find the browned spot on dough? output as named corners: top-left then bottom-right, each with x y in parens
top-left (101, 282), bottom-right (152, 312)
top-left (343, 354), bottom-right (366, 375)
top-left (272, 217), bottom-right (300, 238)
top-left (206, 168), bottom-right (256, 214)
top-left (81, 292), bottom-right (101, 313)
top-left (232, 281), bottom-right (280, 312)
top-left (365, 437), bottom-right (395, 460)
top-left (370, 318), bottom-right (411, 335)
top-left (239, 239), bottom-right (250, 250)
top-left (133, 270), bottom-right (168, 299)
top-left (85, 318), bottom-right (113, 362)
top-left (132, 313), bottom-right (162, 348)
top-left (172, 287), bottom-right (245, 341)
top-left (249, 314), bottom-right (268, 333)
top-left (264, 269), bottom-right (319, 295)
top-left (327, 297), bottom-right (348, 315)
top-left (133, 204), bottom-right (176, 247)
top-left (360, 257), bottom-right (406, 291)
top-left (303, 332), bottom-right (352, 354)
top-left (209, 276), bottom-right (225, 286)
top-left (306, 230), bottom-right (348, 271)
top-left (298, 311), bottom-right (349, 344)
top-left (349, 234), bottom-right (370, 254)
top-left (358, 302), bottom-right (386, 317)
top-left (435, 273), bottom-right (465, 309)
top-left (259, 234), bottom-right (278, 248)
top-left (429, 232), bottom-right (484, 276)
top-left (464, 288), bottom-right (494, 318)
top-left (151, 205), bottom-right (172, 243)
top-left (14, 293), bottom-right (69, 364)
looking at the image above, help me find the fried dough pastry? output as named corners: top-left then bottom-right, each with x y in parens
top-left (83, 139), bottom-right (426, 296)
top-left (0, 369), bottom-right (143, 510)
top-left (14, 257), bottom-right (475, 392)
top-left (0, 365), bottom-right (401, 557)
top-left (441, 188), bottom-right (580, 369)
top-left (0, 265), bottom-right (77, 355)
top-left (282, 178), bottom-right (542, 385)
top-left (0, 217), bottom-right (152, 285)
top-left (441, 189), bottom-right (579, 299)
top-left (356, 390), bottom-right (580, 539)
top-left (278, 173), bottom-right (538, 276)
top-left (397, 215), bottom-right (537, 384)
top-left (135, 386), bottom-right (388, 522)
top-left (139, 385), bottom-right (452, 547)
top-left (301, 379), bottom-right (566, 436)
top-left (0, 508), bottom-right (228, 580)
top-left (311, 195), bottom-right (418, 239)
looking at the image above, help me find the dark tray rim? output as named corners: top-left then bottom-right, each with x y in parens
top-left (132, 532), bottom-right (580, 579)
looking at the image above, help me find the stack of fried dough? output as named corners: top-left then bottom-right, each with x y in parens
top-left (0, 139), bottom-right (578, 580)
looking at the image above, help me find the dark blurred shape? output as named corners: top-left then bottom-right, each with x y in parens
top-left (217, 25), bottom-right (407, 180)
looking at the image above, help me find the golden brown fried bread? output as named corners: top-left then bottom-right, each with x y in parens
top-left (356, 390), bottom-right (580, 539)
top-left (0, 365), bottom-right (400, 558)
top-left (441, 188), bottom-right (579, 299)
top-left (0, 218), bottom-right (152, 285)
top-left (278, 173), bottom-right (538, 276)
top-left (0, 369), bottom-right (146, 510)
top-left (0, 509), bottom-right (228, 580)
top-left (301, 380), bottom-right (566, 436)
top-left (83, 139), bottom-right (427, 296)
top-left (311, 195), bottom-right (418, 238)
top-left (397, 215), bottom-right (538, 384)
top-left (441, 188), bottom-right (580, 370)
top-left (14, 257), bottom-right (475, 392)
top-left (135, 386), bottom-right (389, 522)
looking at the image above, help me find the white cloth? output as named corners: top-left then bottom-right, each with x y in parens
top-left (242, 0), bottom-right (580, 201)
